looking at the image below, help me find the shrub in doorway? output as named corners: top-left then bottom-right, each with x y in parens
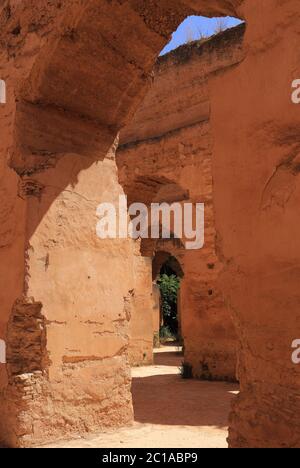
top-left (157, 273), bottom-right (181, 335)
top-left (180, 362), bottom-right (193, 379)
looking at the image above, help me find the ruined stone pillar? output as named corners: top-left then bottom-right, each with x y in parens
top-left (128, 251), bottom-right (154, 366)
top-left (210, 0), bottom-right (300, 448)
top-left (0, 137), bottom-right (135, 447)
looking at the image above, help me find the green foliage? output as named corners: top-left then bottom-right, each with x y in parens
top-left (159, 325), bottom-right (174, 341)
top-left (157, 274), bottom-right (180, 318)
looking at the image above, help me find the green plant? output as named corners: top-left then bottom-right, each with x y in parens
top-left (158, 273), bottom-right (180, 303)
top-left (157, 274), bottom-right (180, 335)
top-left (159, 325), bottom-right (174, 342)
top-left (180, 362), bottom-right (193, 379)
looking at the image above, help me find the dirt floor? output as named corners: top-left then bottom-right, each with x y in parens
top-left (44, 346), bottom-right (239, 448)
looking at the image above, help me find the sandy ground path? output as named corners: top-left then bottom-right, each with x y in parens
top-left (44, 347), bottom-right (238, 448)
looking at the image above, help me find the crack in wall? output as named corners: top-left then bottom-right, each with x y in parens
top-left (261, 148), bottom-right (300, 211)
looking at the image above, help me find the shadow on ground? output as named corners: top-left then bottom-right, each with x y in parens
top-left (153, 350), bottom-right (183, 366)
top-left (132, 348), bottom-right (238, 428)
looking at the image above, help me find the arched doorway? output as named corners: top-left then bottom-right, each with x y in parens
top-left (153, 252), bottom-right (184, 345)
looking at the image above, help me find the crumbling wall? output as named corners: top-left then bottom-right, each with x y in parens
top-left (1, 137), bottom-right (136, 447)
top-left (128, 246), bottom-right (154, 366)
top-left (0, 0), bottom-right (179, 446)
top-left (0, 0), bottom-right (299, 449)
top-left (117, 25), bottom-right (245, 381)
top-left (210, 0), bottom-right (300, 448)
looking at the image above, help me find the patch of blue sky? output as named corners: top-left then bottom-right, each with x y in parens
top-left (160, 16), bottom-right (243, 56)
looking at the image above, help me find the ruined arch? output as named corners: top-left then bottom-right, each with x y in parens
top-left (0, 0), bottom-right (299, 449)
top-left (152, 251), bottom-right (184, 282)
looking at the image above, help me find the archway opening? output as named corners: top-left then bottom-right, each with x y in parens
top-left (160, 15), bottom-right (244, 56)
top-left (155, 254), bottom-right (183, 345)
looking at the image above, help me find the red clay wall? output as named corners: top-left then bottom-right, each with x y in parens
top-left (128, 244), bottom-right (154, 366)
top-left (117, 26), bottom-right (245, 380)
top-left (0, 0), bottom-right (300, 448)
top-left (0, 138), bottom-right (135, 446)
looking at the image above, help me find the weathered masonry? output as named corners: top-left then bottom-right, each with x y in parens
top-left (0, 0), bottom-right (299, 448)
top-left (118, 25), bottom-right (245, 380)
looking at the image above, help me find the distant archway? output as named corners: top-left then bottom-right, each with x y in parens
top-left (153, 252), bottom-right (184, 344)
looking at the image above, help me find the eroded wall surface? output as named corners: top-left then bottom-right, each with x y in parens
top-left (0, 138), bottom-right (136, 446)
top-left (128, 245), bottom-right (154, 366)
top-left (0, 0), bottom-right (178, 447)
top-left (117, 26), bottom-right (245, 381)
top-left (0, 0), bottom-right (299, 449)
top-left (211, 1), bottom-right (300, 448)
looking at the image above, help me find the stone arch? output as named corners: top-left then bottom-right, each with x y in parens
top-left (0, 0), bottom-right (299, 449)
top-left (128, 231), bottom-right (186, 365)
top-left (152, 251), bottom-right (184, 282)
